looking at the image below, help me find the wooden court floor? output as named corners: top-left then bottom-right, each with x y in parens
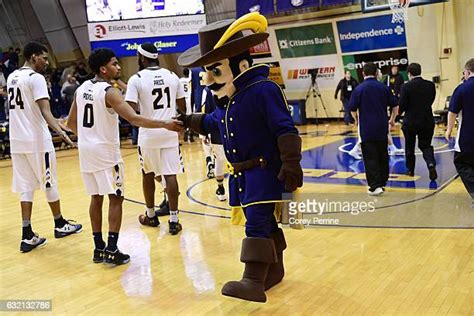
top-left (0, 124), bottom-right (473, 315)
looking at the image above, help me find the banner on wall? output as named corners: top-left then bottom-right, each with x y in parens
top-left (236, 0), bottom-right (275, 17)
top-left (90, 34), bottom-right (199, 57)
top-left (275, 23), bottom-right (337, 58)
top-left (276, 0), bottom-right (319, 12)
top-left (88, 15), bottom-right (206, 41)
top-left (280, 55), bottom-right (342, 91)
top-left (337, 15), bottom-right (406, 53)
top-left (342, 49), bottom-right (409, 82)
top-left (267, 62), bottom-right (285, 89)
top-left (250, 39), bottom-right (272, 59)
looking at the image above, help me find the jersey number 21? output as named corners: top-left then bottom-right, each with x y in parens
top-left (152, 87), bottom-right (170, 110)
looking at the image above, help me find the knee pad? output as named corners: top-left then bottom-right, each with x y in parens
top-left (45, 186), bottom-right (60, 202)
top-left (20, 191), bottom-right (34, 202)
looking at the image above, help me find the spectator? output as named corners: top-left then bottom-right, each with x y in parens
top-left (335, 70), bottom-right (358, 125)
top-left (0, 63), bottom-right (6, 121)
top-left (383, 65), bottom-right (404, 98)
top-left (61, 74), bottom-right (79, 111)
top-left (2, 47), bottom-right (13, 63)
top-left (74, 61), bottom-right (91, 84)
top-left (60, 63), bottom-right (76, 85)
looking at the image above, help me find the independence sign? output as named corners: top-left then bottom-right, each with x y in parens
top-left (337, 15), bottom-right (406, 53)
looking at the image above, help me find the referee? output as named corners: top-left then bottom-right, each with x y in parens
top-left (446, 58), bottom-right (474, 202)
top-left (349, 62), bottom-right (399, 196)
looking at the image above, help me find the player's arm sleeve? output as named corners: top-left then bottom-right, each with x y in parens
top-left (257, 81), bottom-right (298, 137)
top-left (31, 74), bottom-right (50, 101)
top-left (124, 75), bottom-right (139, 103)
top-left (448, 85), bottom-right (463, 114)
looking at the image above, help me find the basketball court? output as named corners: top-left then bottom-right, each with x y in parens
top-left (1, 123), bottom-right (472, 314)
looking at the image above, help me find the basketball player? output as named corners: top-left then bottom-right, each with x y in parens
top-left (8, 41), bottom-right (83, 253)
top-left (125, 43), bottom-right (186, 235)
top-left (180, 68), bottom-right (194, 143)
top-left (67, 48), bottom-right (183, 264)
top-left (202, 86), bottom-right (227, 201)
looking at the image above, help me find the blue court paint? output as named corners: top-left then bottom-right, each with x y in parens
top-left (302, 136), bottom-right (457, 189)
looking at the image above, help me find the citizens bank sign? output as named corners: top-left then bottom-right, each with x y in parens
top-left (337, 15), bottom-right (406, 53)
top-left (275, 23), bottom-right (337, 58)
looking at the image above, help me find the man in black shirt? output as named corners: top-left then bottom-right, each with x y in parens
top-left (383, 65), bottom-right (404, 98)
top-left (399, 63), bottom-right (437, 180)
top-left (335, 71), bottom-right (358, 125)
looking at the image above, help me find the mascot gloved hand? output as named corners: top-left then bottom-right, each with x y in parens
top-left (175, 109), bottom-right (205, 134)
top-left (277, 134), bottom-right (303, 192)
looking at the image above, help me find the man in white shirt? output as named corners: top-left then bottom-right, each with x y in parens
top-left (8, 41), bottom-right (82, 253)
top-left (125, 43), bottom-right (186, 235)
top-left (67, 48), bottom-right (183, 265)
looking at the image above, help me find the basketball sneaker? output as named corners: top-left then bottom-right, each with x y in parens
top-left (93, 248), bottom-right (105, 263)
top-left (54, 220), bottom-right (83, 238)
top-left (168, 220), bottom-right (182, 235)
top-left (368, 187), bottom-right (384, 196)
top-left (155, 201), bottom-right (170, 217)
top-left (138, 213), bottom-right (160, 227)
top-left (20, 233), bottom-right (47, 253)
top-left (216, 186), bottom-right (227, 201)
top-left (428, 165), bottom-right (438, 181)
top-left (348, 145), bottom-right (362, 160)
top-left (104, 249), bottom-right (130, 265)
top-left (388, 145), bottom-right (404, 156)
top-left (158, 196), bottom-right (167, 209)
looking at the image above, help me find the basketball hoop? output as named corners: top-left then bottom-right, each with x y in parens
top-left (389, 0), bottom-right (410, 23)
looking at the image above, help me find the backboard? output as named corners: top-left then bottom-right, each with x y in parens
top-left (362, 0), bottom-right (447, 12)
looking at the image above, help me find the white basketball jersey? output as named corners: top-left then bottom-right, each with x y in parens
top-left (179, 76), bottom-right (192, 114)
top-left (7, 67), bottom-right (53, 153)
top-left (76, 79), bottom-right (122, 173)
top-left (125, 67), bottom-right (185, 148)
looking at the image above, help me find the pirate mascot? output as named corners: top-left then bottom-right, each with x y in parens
top-left (177, 12), bottom-right (303, 303)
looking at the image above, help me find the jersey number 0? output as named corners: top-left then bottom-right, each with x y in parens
top-left (83, 103), bottom-right (94, 128)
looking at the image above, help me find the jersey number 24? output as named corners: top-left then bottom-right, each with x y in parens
top-left (8, 87), bottom-right (24, 110)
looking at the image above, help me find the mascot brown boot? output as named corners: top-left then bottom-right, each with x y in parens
top-left (265, 228), bottom-right (287, 290)
top-left (222, 237), bottom-right (277, 303)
